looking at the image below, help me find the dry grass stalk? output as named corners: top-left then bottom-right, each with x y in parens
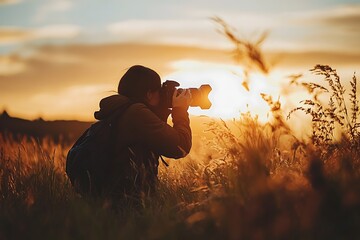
top-left (212, 16), bottom-right (270, 91)
top-left (288, 65), bottom-right (359, 150)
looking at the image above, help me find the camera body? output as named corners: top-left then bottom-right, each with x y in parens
top-left (160, 80), bottom-right (212, 109)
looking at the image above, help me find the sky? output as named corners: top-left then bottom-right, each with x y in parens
top-left (0, 0), bottom-right (359, 121)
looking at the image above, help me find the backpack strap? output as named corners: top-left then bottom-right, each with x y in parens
top-left (101, 100), bottom-right (134, 150)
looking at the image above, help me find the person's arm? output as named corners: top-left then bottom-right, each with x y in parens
top-left (131, 90), bottom-right (192, 158)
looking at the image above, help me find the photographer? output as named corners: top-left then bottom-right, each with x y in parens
top-left (91, 65), bottom-right (192, 203)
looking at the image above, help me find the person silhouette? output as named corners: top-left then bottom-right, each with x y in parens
top-left (71, 65), bottom-right (192, 205)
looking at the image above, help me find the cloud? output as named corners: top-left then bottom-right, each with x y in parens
top-left (184, 5), bottom-right (360, 53)
top-left (0, 0), bottom-right (21, 5)
top-left (0, 27), bottom-right (31, 44)
top-left (33, 25), bottom-right (80, 39)
top-left (0, 25), bottom-right (80, 45)
top-left (28, 84), bottom-right (113, 120)
top-left (246, 4), bottom-right (360, 53)
top-left (316, 5), bottom-right (360, 31)
top-left (105, 10), bottom-right (360, 56)
top-left (0, 42), bottom-right (358, 120)
top-left (107, 17), bottom-right (281, 50)
top-left (107, 19), bottom-right (229, 49)
top-left (35, 0), bottom-right (74, 22)
top-left (1, 43), bottom-right (359, 91)
top-left (290, 4), bottom-right (360, 31)
top-left (31, 48), bottom-right (83, 64)
top-left (0, 55), bottom-right (26, 75)
top-left (0, 43), bottom-right (232, 119)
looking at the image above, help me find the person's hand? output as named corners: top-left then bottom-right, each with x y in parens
top-left (172, 89), bottom-right (192, 109)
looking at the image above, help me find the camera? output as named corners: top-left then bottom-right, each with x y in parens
top-left (160, 80), bottom-right (212, 109)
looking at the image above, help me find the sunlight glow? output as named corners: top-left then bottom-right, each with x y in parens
top-left (166, 60), bottom-right (283, 122)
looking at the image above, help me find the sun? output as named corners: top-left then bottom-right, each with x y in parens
top-left (165, 60), bottom-right (281, 122)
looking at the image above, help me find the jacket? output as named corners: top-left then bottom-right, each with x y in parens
top-left (93, 94), bottom-right (192, 198)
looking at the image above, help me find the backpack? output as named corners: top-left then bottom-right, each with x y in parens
top-left (65, 101), bottom-right (133, 196)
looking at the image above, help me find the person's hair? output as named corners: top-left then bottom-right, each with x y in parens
top-left (118, 65), bottom-right (161, 102)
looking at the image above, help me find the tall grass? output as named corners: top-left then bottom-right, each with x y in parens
top-left (2, 113), bottom-right (360, 239)
top-left (288, 65), bottom-right (359, 151)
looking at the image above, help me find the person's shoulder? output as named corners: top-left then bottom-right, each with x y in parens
top-left (125, 103), bottom-right (153, 118)
top-left (128, 102), bottom-right (148, 112)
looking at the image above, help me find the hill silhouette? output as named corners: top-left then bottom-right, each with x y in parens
top-left (0, 110), bottom-right (215, 146)
top-left (0, 110), bottom-right (92, 144)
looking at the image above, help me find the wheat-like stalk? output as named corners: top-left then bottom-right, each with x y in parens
top-left (350, 73), bottom-right (359, 138)
top-left (211, 16), bottom-right (269, 92)
top-left (289, 65), bottom-right (359, 150)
